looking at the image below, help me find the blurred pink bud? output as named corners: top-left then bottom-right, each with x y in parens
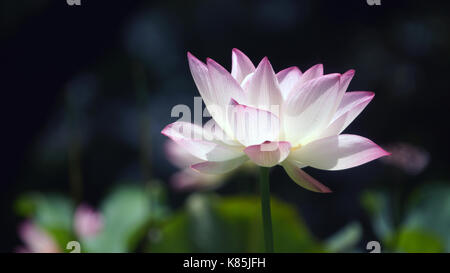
top-left (16, 221), bottom-right (60, 253)
top-left (74, 204), bottom-right (103, 238)
top-left (380, 142), bottom-right (429, 175)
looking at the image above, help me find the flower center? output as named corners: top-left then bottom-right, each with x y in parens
top-left (290, 144), bottom-right (302, 151)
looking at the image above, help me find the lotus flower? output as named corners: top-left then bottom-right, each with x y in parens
top-left (162, 49), bottom-right (390, 192)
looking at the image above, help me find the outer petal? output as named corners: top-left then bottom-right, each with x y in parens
top-left (227, 99), bottom-right (280, 146)
top-left (187, 52), bottom-right (247, 135)
top-left (282, 160), bottom-right (331, 193)
top-left (245, 57), bottom-right (283, 111)
top-left (206, 57), bottom-right (248, 134)
top-left (244, 141), bottom-right (291, 167)
top-left (207, 58), bottom-right (247, 104)
top-left (240, 72), bottom-right (254, 92)
top-left (164, 140), bottom-right (203, 168)
top-left (332, 69), bottom-right (355, 114)
top-left (162, 122), bottom-right (244, 162)
top-left (276, 66), bottom-right (302, 99)
top-left (187, 52), bottom-right (212, 103)
top-left (297, 64), bottom-right (323, 85)
top-left (289, 134), bottom-right (390, 170)
top-left (203, 118), bottom-right (241, 146)
top-left (231, 48), bottom-right (255, 84)
top-left (187, 53), bottom-right (226, 133)
top-left (191, 156), bottom-right (248, 174)
top-left (284, 74), bottom-right (341, 145)
top-left (320, 92), bottom-right (374, 138)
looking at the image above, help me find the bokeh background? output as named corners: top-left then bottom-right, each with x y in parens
top-left (1, 0), bottom-right (450, 252)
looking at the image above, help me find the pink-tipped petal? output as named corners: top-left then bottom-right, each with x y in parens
top-left (320, 91), bottom-right (374, 138)
top-left (191, 156), bottom-right (248, 174)
top-left (276, 66), bottom-right (303, 99)
top-left (227, 100), bottom-right (280, 146)
top-left (282, 160), bottom-right (332, 193)
top-left (165, 140), bottom-right (203, 168)
top-left (298, 64), bottom-right (323, 85)
top-left (244, 141), bottom-right (291, 167)
top-left (187, 52), bottom-right (211, 99)
top-left (206, 57), bottom-right (248, 133)
top-left (231, 48), bottom-right (256, 84)
top-left (334, 91), bottom-right (375, 120)
top-left (332, 69), bottom-right (355, 113)
top-left (290, 134), bottom-right (390, 171)
top-left (284, 74), bottom-right (341, 145)
top-left (207, 57), bottom-right (247, 103)
top-left (245, 57), bottom-right (283, 111)
top-left (339, 69), bottom-right (355, 94)
top-left (162, 122), bottom-right (244, 162)
top-left (188, 52), bottom-right (230, 132)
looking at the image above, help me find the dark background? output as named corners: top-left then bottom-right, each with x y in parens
top-left (1, 0), bottom-right (449, 252)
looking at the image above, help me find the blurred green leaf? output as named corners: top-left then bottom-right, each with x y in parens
top-left (188, 194), bottom-right (231, 252)
top-left (361, 190), bottom-right (394, 239)
top-left (392, 228), bottom-right (444, 253)
top-left (402, 183), bottom-right (450, 252)
top-left (324, 222), bottom-right (362, 253)
top-left (82, 183), bottom-right (168, 252)
top-left (363, 183), bottom-right (450, 253)
top-left (146, 212), bottom-right (192, 253)
top-left (150, 194), bottom-right (323, 253)
top-left (14, 193), bottom-right (75, 248)
top-left (14, 194), bottom-right (37, 217)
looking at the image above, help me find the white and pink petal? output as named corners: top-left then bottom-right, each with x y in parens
top-left (332, 69), bottom-right (355, 114)
top-left (276, 66), bottom-right (302, 99)
top-left (320, 91), bottom-right (374, 138)
top-left (227, 100), bottom-right (280, 146)
top-left (245, 57), bottom-right (283, 111)
top-left (187, 52), bottom-right (212, 103)
top-left (231, 48), bottom-right (255, 84)
top-left (297, 64), bottom-right (323, 86)
top-left (207, 58), bottom-right (247, 104)
top-left (162, 122), bottom-right (244, 162)
top-left (283, 73), bottom-right (341, 145)
top-left (244, 141), bottom-right (291, 167)
top-left (164, 140), bottom-right (203, 168)
top-left (289, 134), bottom-right (390, 171)
top-left (191, 156), bottom-right (248, 174)
top-left (282, 160), bottom-right (332, 193)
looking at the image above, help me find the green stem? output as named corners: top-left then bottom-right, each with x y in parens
top-left (259, 167), bottom-right (274, 253)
